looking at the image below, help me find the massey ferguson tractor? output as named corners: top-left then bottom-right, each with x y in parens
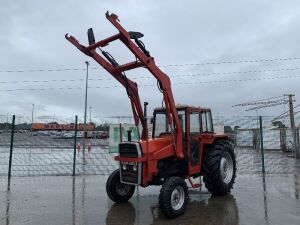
top-left (66, 12), bottom-right (236, 218)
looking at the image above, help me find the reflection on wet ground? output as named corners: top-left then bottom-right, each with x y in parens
top-left (0, 173), bottom-right (300, 225)
top-left (105, 194), bottom-right (239, 225)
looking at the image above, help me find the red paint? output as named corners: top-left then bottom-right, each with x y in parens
top-left (66, 12), bottom-right (229, 187)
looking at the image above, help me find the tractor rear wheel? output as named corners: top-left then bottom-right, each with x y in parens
top-left (203, 140), bottom-right (236, 196)
top-left (106, 169), bottom-right (135, 203)
top-left (159, 177), bottom-right (188, 218)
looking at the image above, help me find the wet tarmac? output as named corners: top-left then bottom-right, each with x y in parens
top-left (0, 174), bottom-right (300, 225)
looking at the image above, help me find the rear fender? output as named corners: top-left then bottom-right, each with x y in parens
top-left (200, 133), bottom-right (228, 145)
top-left (199, 134), bottom-right (229, 172)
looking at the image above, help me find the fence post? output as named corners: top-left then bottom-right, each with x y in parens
top-left (119, 123), bottom-right (122, 143)
top-left (259, 116), bottom-right (265, 173)
top-left (73, 115), bottom-right (78, 176)
top-left (295, 128), bottom-right (300, 158)
top-left (8, 115), bottom-right (15, 178)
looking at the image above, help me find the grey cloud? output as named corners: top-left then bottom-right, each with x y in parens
top-left (0, 0), bottom-right (300, 123)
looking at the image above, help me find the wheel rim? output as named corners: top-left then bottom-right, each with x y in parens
top-left (171, 186), bottom-right (185, 211)
top-left (220, 152), bottom-right (234, 184)
top-left (115, 181), bottom-right (132, 196)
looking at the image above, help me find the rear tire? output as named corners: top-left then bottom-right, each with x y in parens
top-left (106, 169), bottom-right (135, 203)
top-left (203, 140), bottom-right (236, 196)
top-left (159, 177), bottom-right (188, 218)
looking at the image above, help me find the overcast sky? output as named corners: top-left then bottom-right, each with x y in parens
top-left (1, 0), bottom-right (300, 124)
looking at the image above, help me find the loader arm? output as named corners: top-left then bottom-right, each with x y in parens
top-left (65, 11), bottom-right (183, 158)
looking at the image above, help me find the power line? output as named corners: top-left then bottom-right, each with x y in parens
top-left (170, 67), bottom-right (300, 78)
top-left (171, 75), bottom-right (300, 85)
top-left (245, 101), bottom-right (288, 111)
top-left (232, 94), bottom-right (290, 112)
top-left (232, 95), bottom-right (284, 107)
top-left (0, 78), bottom-right (85, 84)
top-left (247, 96), bottom-right (283, 103)
top-left (2, 67), bottom-right (300, 85)
top-left (1, 74), bottom-right (300, 92)
top-left (272, 103), bottom-right (300, 121)
top-left (1, 56), bottom-right (300, 73)
top-left (159, 57), bottom-right (300, 67)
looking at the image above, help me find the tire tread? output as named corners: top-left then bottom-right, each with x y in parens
top-left (202, 140), bottom-right (237, 196)
top-left (159, 177), bottom-right (188, 218)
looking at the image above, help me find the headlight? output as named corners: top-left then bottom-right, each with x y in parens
top-left (122, 164), bottom-right (127, 170)
top-left (132, 165), bottom-right (137, 171)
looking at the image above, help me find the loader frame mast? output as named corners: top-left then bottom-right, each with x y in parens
top-left (66, 12), bottom-right (183, 158)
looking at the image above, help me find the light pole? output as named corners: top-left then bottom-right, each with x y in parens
top-left (5, 113), bottom-right (8, 132)
top-left (89, 106), bottom-right (92, 124)
top-left (31, 104), bottom-right (34, 134)
top-left (83, 61), bottom-right (89, 152)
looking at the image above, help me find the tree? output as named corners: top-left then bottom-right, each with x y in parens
top-left (272, 121), bottom-right (286, 128)
top-left (95, 123), bottom-right (109, 131)
top-left (233, 126), bottom-right (240, 134)
top-left (224, 126), bottom-right (233, 134)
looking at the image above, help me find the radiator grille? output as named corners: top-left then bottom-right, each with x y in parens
top-left (119, 143), bottom-right (139, 158)
top-left (118, 142), bottom-right (142, 185)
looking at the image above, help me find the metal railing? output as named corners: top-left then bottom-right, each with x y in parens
top-left (0, 115), bottom-right (115, 177)
top-left (1, 115), bottom-right (300, 178)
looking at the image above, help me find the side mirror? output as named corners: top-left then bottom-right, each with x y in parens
top-left (150, 117), bottom-right (154, 124)
top-left (87, 28), bottom-right (95, 45)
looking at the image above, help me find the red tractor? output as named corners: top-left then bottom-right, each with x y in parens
top-left (66, 12), bottom-right (236, 218)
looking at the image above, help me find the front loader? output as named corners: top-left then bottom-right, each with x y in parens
top-left (66, 11), bottom-right (236, 218)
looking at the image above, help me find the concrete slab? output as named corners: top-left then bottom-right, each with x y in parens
top-left (0, 174), bottom-right (299, 225)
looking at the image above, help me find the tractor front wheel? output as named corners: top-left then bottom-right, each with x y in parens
top-left (203, 140), bottom-right (236, 196)
top-left (106, 169), bottom-right (135, 203)
top-left (159, 177), bottom-right (188, 218)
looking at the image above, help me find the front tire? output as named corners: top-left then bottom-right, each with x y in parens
top-left (106, 169), bottom-right (135, 203)
top-left (203, 140), bottom-right (236, 196)
top-left (159, 177), bottom-right (188, 218)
